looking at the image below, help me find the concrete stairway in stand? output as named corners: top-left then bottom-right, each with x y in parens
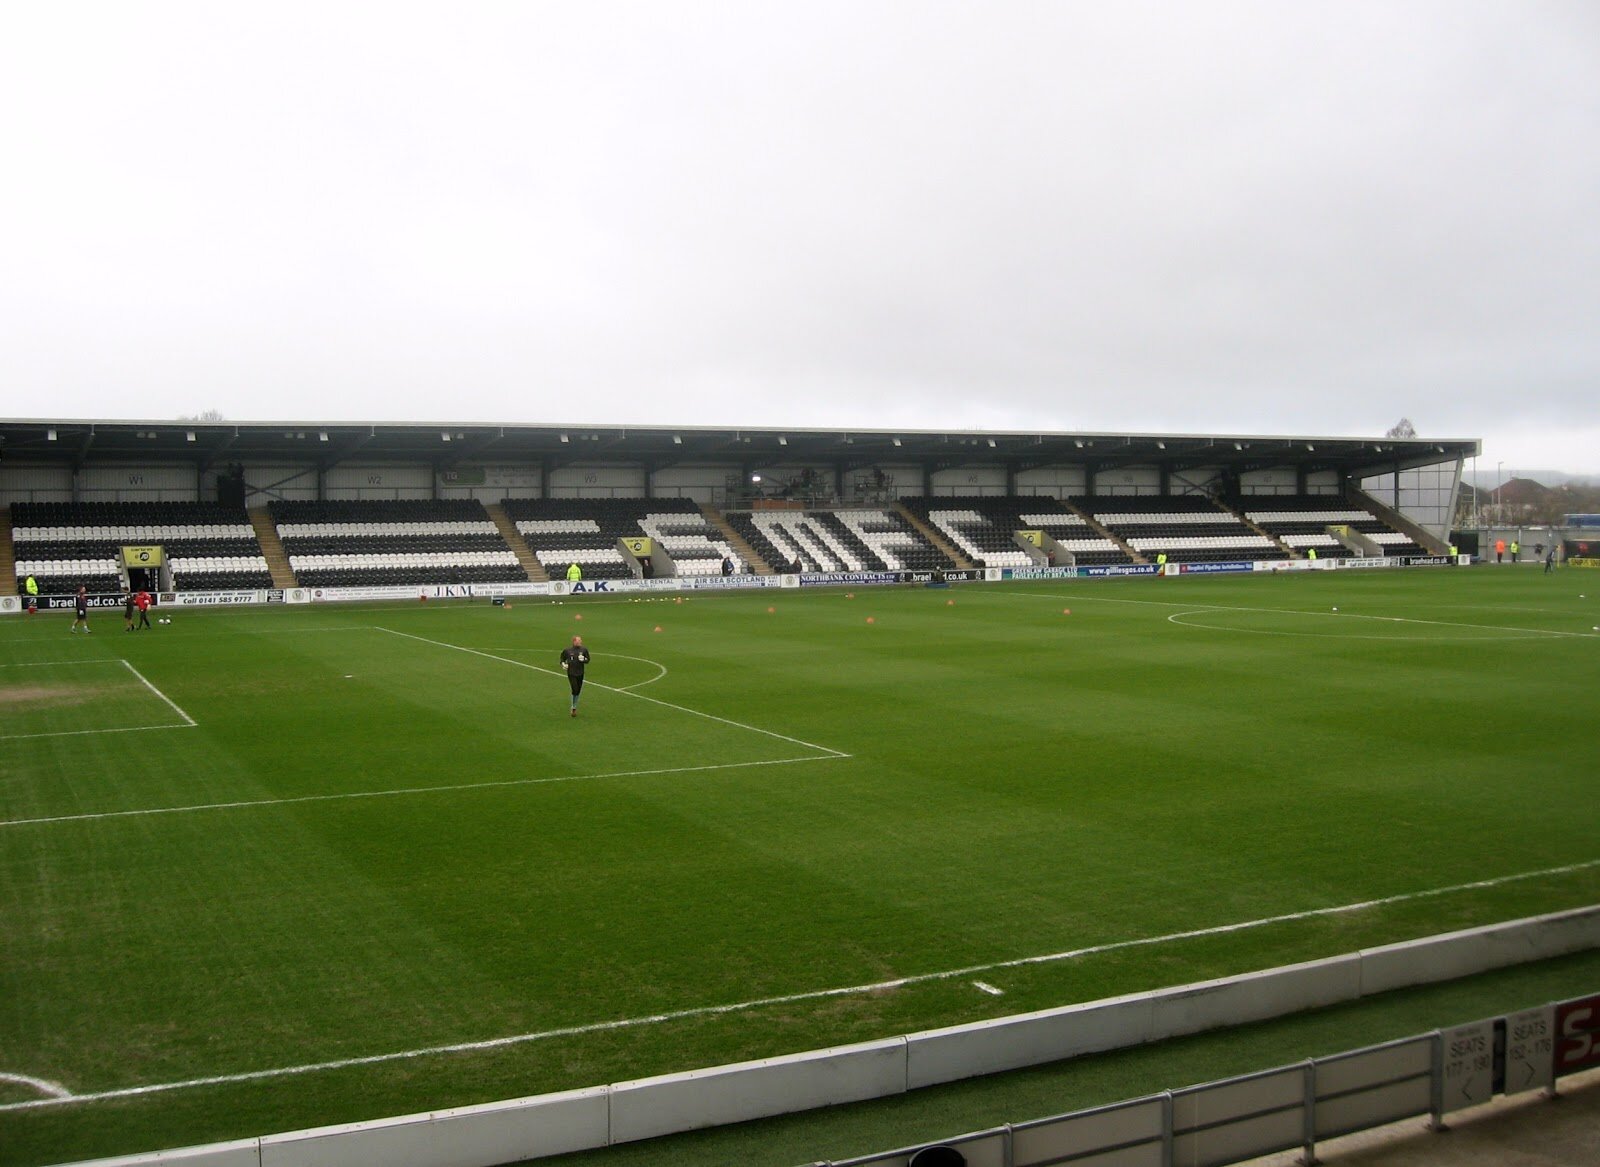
top-left (248, 509), bottom-right (297, 589)
top-left (0, 507), bottom-right (16, 596)
top-left (893, 502), bottom-right (974, 569)
top-left (1221, 502), bottom-right (1298, 559)
top-left (484, 502), bottom-right (547, 582)
top-left (1059, 500), bottom-right (1146, 564)
top-left (700, 504), bottom-right (774, 574)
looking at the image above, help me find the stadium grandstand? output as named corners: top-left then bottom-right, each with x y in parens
top-left (0, 419), bottom-right (1476, 602)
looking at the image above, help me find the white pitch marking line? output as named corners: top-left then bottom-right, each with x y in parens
top-left (0, 723), bottom-right (194, 743)
top-left (5, 857), bottom-right (1596, 1113)
top-left (376, 626), bottom-right (849, 758)
top-left (1162, 610), bottom-right (1552, 642)
top-left (0, 1072), bottom-right (72, 1100)
top-left (0, 660), bottom-right (124, 668)
top-left (988, 589), bottom-right (1598, 639)
top-left (0, 755), bottom-right (836, 829)
top-left (973, 981), bottom-right (1005, 997)
top-left (119, 660), bottom-right (197, 726)
top-left (0, 659), bottom-right (198, 741)
top-left (605, 653), bottom-right (669, 690)
top-left (485, 648), bottom-right (669, 691)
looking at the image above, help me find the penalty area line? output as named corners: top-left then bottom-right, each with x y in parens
top-left (0, 722), bottom-right (194, 743)
top-left (0, 755), bottom-right (839, 829)
top-left (120, 660), bottom-right (197, 726)
top-left (7, 856), bottom-right (1596, 1112)
top-left (0, 659), bottom-right (197, 741)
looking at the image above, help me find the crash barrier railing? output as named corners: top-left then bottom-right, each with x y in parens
top-left (817, 991), bottom-right (1600, 1167)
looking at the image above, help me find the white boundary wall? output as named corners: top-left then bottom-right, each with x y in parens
top-left (56, 906), bottom-right (1600, 1167)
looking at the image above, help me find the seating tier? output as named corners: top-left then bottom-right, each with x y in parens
top-left (502, 498), bottom-right (739, 578)
top-left (268, 500), bottom-right (523, 587)
top-left (12, 501), bottom-right (270, 591)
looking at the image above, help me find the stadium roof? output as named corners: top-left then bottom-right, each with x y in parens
top-left (0, 418), bottom-right (1478, 480)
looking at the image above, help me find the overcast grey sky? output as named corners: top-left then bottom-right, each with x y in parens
top-left (3, 1), bottom-right (1597, 477)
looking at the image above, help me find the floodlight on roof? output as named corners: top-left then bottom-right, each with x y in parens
top-left (186, 431), bottom-right (196, 442)
top-left (892, 437), bottom-right (902, 447)
top-left (47, 429), bottom-right (56, 441)
top-left (560, 433), bottom-right (569, 443)
top-left (441, 431), bottom-right (451, 441)
top-left (987, 438), bottom-right (997, 448)
top-left (777, 436), bottom-right (787, 446)
top-left (672, 434), bottom-right (682, 445)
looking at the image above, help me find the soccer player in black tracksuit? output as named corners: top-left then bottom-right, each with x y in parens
top-left (71, 586), bottom-right (91, 633)
top-left (560, 635), bottom-right (591, 717)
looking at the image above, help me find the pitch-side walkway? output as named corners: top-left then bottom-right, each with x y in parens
top-left (1245, 1066), bottom-right (1600, 1166)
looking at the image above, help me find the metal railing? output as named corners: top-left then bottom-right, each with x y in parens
top-left (815, 992), bottom-right (1598, 1167)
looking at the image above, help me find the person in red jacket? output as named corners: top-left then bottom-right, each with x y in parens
top-left (135, 589), bottom-right (154, 630)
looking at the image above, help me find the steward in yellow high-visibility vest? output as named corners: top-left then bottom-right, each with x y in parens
top-left (566, 562), bottom-right (582, 582)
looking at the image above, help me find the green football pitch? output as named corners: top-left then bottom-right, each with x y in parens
top-left (2, 567), bottom-right (1598, 1165)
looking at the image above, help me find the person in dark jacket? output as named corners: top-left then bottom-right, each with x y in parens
top-left (560, 635), bottom-right (591, 717)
